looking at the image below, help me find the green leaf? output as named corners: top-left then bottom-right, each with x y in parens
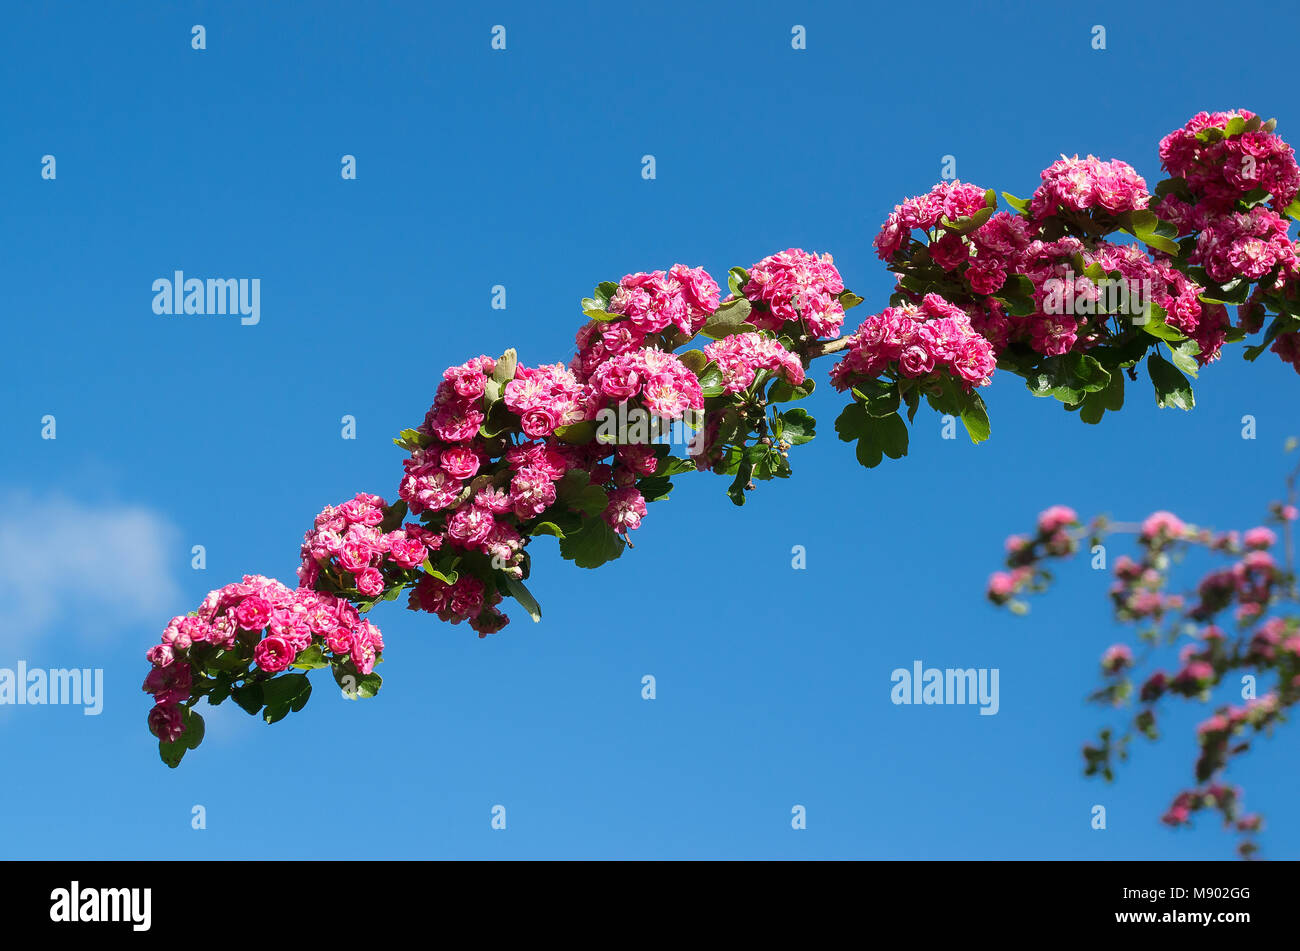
top-left (637, 475), bottom-right (674, 503)
top-left (581, 282), bottom-right (622, 321)
top-left (903, 387), bottom-right (921, 423)
top-left (207, 649), bottom-right (248, 674)
top-left (1001, 192), bottom-right (1031, 216)
top-left (1079, 369), bottom-right (1125, 424)
top-left (1243, 314), bottom-right (1300, 361)
top-left (939, 207), bottom-right (993, 235)
top-left (854, 437), bottom-right (883, 468)
top-left (558, 516), bottom-right (626, 569)
top-left (158, 737), bottom-right (187, 768)
top-left (995, 274), bottom-right (1036, 316)
top-left (699, 298), bottom-right (757, 340)
top-left (1147, 352), bottom-right (1195, 411)
top-left (1165, 340), bottom-right (1200, 378)
top-left (393, 428), bottom-right (429, 451)
top-left (872, 413), bottom-right (909, 459)
top-left (181, 708), bottom-right (206, 750)
top-left (1138, 302), bottom-right (1187, 342)
top-left (835, 402), bottom-right (906, 468)
top-left (727, 461), bottom-right (753, 505)
top-left (1121, 209), bottom-right (1180, 255)
top-left (1025, 353), bottom-right (1111, 405)
top-left (654, 454), bottom-right (697, 477)
top-left (777, 407), bottom-right (816, 445)
top-left (553, 420), bottom-right (596, 445)
top-left (839, 290), bottom-right (864, 310)
top-left (503, 575), bottom-right (542, 622)
top-left (207, 676), bottom-right (232, 706)
top-left (290, 679), bottom-right (313, 713)
top-left (1285, 198), bottom-right (1300, 224)
top-left (331, 659), bottom-right (376, 699)
top-left (492, 348), bottom-right (518, 384)
top-left (159, 706), bottom-right (205, 764)
top-left (960, 392), bottom-right (990, 444)
top-left (677, 349), bottom-right (708, 374)
top-left (378, 499), bottom-right (408, 534)
top-left (479, 399), bottom-right (518, 438)
top-left (581, 304), bottom-right (619, 322)
top-left (355, 673), bottom-right (382, 699)
top-left (1070, 353), bottom-right (1111, 391)
top-left (753, 448), bottom-right (791, 480)
top-left (727, 267), bottom-right (750, 298)
top-left (1090, 333), bottom-right (1153, 369)
top-left (853, 379), bottom-right (901, 418)
top-left (291, 644), bottom-right (330, 670)
top-left (697, 361), bottom-right (727, 398)
top-left (230, 681), bottom-right (264, 716)
top-left (1197, 279), bottom-right (1250, 306)
top-left (261, 673), bottom-right (311, 708)
top-left (421, 558), bottom-right (458, 585)
top-left (768, 376), bottom-right (815, 403)
top-left (835, 400), bottom-right (869, 443)
top-left (556, 470), bottom-right (609, 517)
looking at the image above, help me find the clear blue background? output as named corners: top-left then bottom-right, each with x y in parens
top-left (3, 0), bottom-right (1297, 859)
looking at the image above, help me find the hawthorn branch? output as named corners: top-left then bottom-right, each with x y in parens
top-left (802, 336), bottom-right (852, 360)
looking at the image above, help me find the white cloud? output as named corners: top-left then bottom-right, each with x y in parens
top-left (0, 492), bottom-right (183, 647)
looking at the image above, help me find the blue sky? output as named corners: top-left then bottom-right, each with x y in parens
top-left (3, 0), bottom-right (1299, 858)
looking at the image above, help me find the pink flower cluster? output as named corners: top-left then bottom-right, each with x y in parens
top-left (1191, 207), bottom-right (1300, 286)
top-left (586, 347), bottom-right (704, 420)
top-left (298, 492), bottom-right (434, 596)
top-left (143, 575), bottom-right (383, 741)
top-left (830, 294), bottom-right (997, 391)
top-left (967, 235), bottom-right (1220, 361)
top-left (869, 111), bottom-right (1300, 391)
top-left (1246, 617), bottom-right (1300, 663)
top-left (1096, 242), bottom-right (1225, 362)
top-left (1028, 155), bottom-right (1150, 219)
top-left (742, 249), bottom-right (846, 338)
top-left (503, 362), bottom-right (588, 438)
top-left (425, 354), bottom-right (497, 443)
top-left (986, 505), bottom-right (1082, 605)
top-left (879, 183), bottom-right (1217, 362)
top-left (391, 307), bottom-right (715, 635)
top-left (1038, 505), bottom-right (1078, 534)
top-left (606, 265), bottom-right (720, 337)
top-left (411, 573), bottom-right (508, 634)
top-left (1159, 110), bottom-right (1300, 214)
top-left (960, 212), bottom-right (1032, 293)
top-left (1140, 510), bottom-right (1189, 543)
top-left (874, 181), bottom-right (992, 260)
top-left (702, 332), bottom-right (805, 394)
top-left (1101, 644), bottom-right (1133, 675)
top-left (1273, 332), bottom-right (1300, 373)
top-left (604, 484), bottom-right (648, 534)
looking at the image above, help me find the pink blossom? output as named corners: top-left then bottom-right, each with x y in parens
top-left (254, 636), bottom-right (297, 673)
top-left (1037, 505), bottom-right (1078, 535)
